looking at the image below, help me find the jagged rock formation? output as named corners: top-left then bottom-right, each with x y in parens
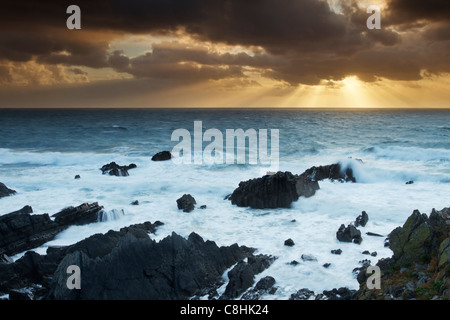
top-left (176, 194), bottom-right (197, 212)
top-left (0, 221), bottom-right (163, 300)
top-left (48, 229), bottom-right (265, 300)
top-left (0, 182), bottom-right (16, 199)
top-left (100, 162), bottom-right (137, 176)
top-left (0, 203), bottom-right (103, 257)
top-left (354, 207), bottom-right (450, 300)
top-left (228, 171), bottom-right (319, 209)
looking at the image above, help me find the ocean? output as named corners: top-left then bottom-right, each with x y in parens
top-left (1, 108), bottom-right (450, 299)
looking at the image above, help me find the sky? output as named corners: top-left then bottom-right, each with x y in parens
top-left (0, 0), bottom-right (449, 108)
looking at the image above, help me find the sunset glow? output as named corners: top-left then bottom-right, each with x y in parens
top-left (0, 0), bottom-right (449, 108)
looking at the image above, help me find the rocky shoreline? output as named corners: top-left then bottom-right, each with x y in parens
top-left (0, 160), bottom-right (448, 300)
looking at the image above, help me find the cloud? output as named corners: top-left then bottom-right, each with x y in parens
top-left (0, 0), bottom-right (449, 93)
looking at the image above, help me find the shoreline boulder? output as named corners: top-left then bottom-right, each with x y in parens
top-left (151, 151), bottom-right (172, 161)
top-left (229, 171), bottom-right (319, 209)
top-left (176, 194), bottom-right (197, 212)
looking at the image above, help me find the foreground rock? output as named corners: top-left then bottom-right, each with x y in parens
top-left (229, 171), bottom-right (319, 209)
top-left (48, 229), bottom-right (259, 300)
top-left (0, 221), bottom-right (162, 300)
top-left (289, 287), bottom-right (356, 300)
top-left (151, 151), bottom-right (172, 161)
top-left (219, 255), bottom-right (276, 300)
top-left (100, 162), bottom-right (137, 176)
top-left (0, 203), bottom-right (103, 257)
top-left (355, 207), bottom-right (450, 300)
top-left (0, 182), bottom-right (16, 199)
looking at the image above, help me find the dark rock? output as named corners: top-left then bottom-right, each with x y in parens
top-left (331, 249), bottom-right (342, 255)
top-left (229, 171), bottom-right (319, 209)
top-left (241, 276), bottom-right (276, 300)
top-left (0, 221), bottom-right (164, 300)
top-left (49, 229), bottom-right (257, 300)
top-left (9, 289), bottom-right (32, 300)
top-left (131, 200), bottom-right (139, 205)
top-left (100, 162), bottom-right (136, 176)
top-left (387, 209), bottom-right (445, 266)
top-left (295, 174), bottom-right (321, 198)
top-left (52, 202), bottom-right (103, 227)
top-left (289, 260), bottom-right (299, 265)
top-left (0, 208), bottom-right (61, 257)
top-left (289, 288), bottom-right (315, 300)
top-left (406, 181), bottom-right (414, 185)
top-left (0, 182), bottom-right (16, 198)
top-left (284, 238), bottom-right (295, 247)
top-left (200, 205), bottom-right (207, 209)
top-left (362, 250), bottom-right (370, 255)
top-left (176, 194), bottom-right (197, 212)
top-left (318, 287), bottom-right (356, 300)
top-left (323, 263), bottom-right (331, 268)
top-left (300, 163), bottom-right (356, 183)
top-left (74, 175), bottom-right (80, 179)
top-left (366, 232), bottom-right (383, 237)
top-left (0, 254), bottom-right (13, 264)
top-left (0, 203), bottom-right (103, 257)
top-left (355, 211), bottom-right (369, 227)
top-left (151, 151), bottom-right (172, 161)
top-left (220, 254), bottom-right (276, 300)
top-left (336, 224), bottom-right (362, 244)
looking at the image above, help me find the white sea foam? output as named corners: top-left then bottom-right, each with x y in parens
top-left (1, 146), bottom-right (450, 299)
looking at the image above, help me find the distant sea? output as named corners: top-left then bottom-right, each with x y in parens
top-left (1, 108), bottom-right (450, 298)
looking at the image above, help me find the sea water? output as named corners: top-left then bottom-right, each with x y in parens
top-left (0, 108), bottom-right (449, 299)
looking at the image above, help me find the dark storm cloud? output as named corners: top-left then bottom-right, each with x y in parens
top-left (0, 0), bottom-right (449, 87)
top-left (384, 0), bottom-right (450, 25)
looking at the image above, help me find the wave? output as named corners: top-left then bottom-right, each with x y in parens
top-left (97, 209), bottom-right (125, 222)
top-left (362, 146), bottom-right (450, 163)
top-left (0, 148), bottom-right (137, 167)
top-left (338, 157), bottom-right (449, 184)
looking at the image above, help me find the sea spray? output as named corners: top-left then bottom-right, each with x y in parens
top-left (97, 209), bottom-right (125, 222)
